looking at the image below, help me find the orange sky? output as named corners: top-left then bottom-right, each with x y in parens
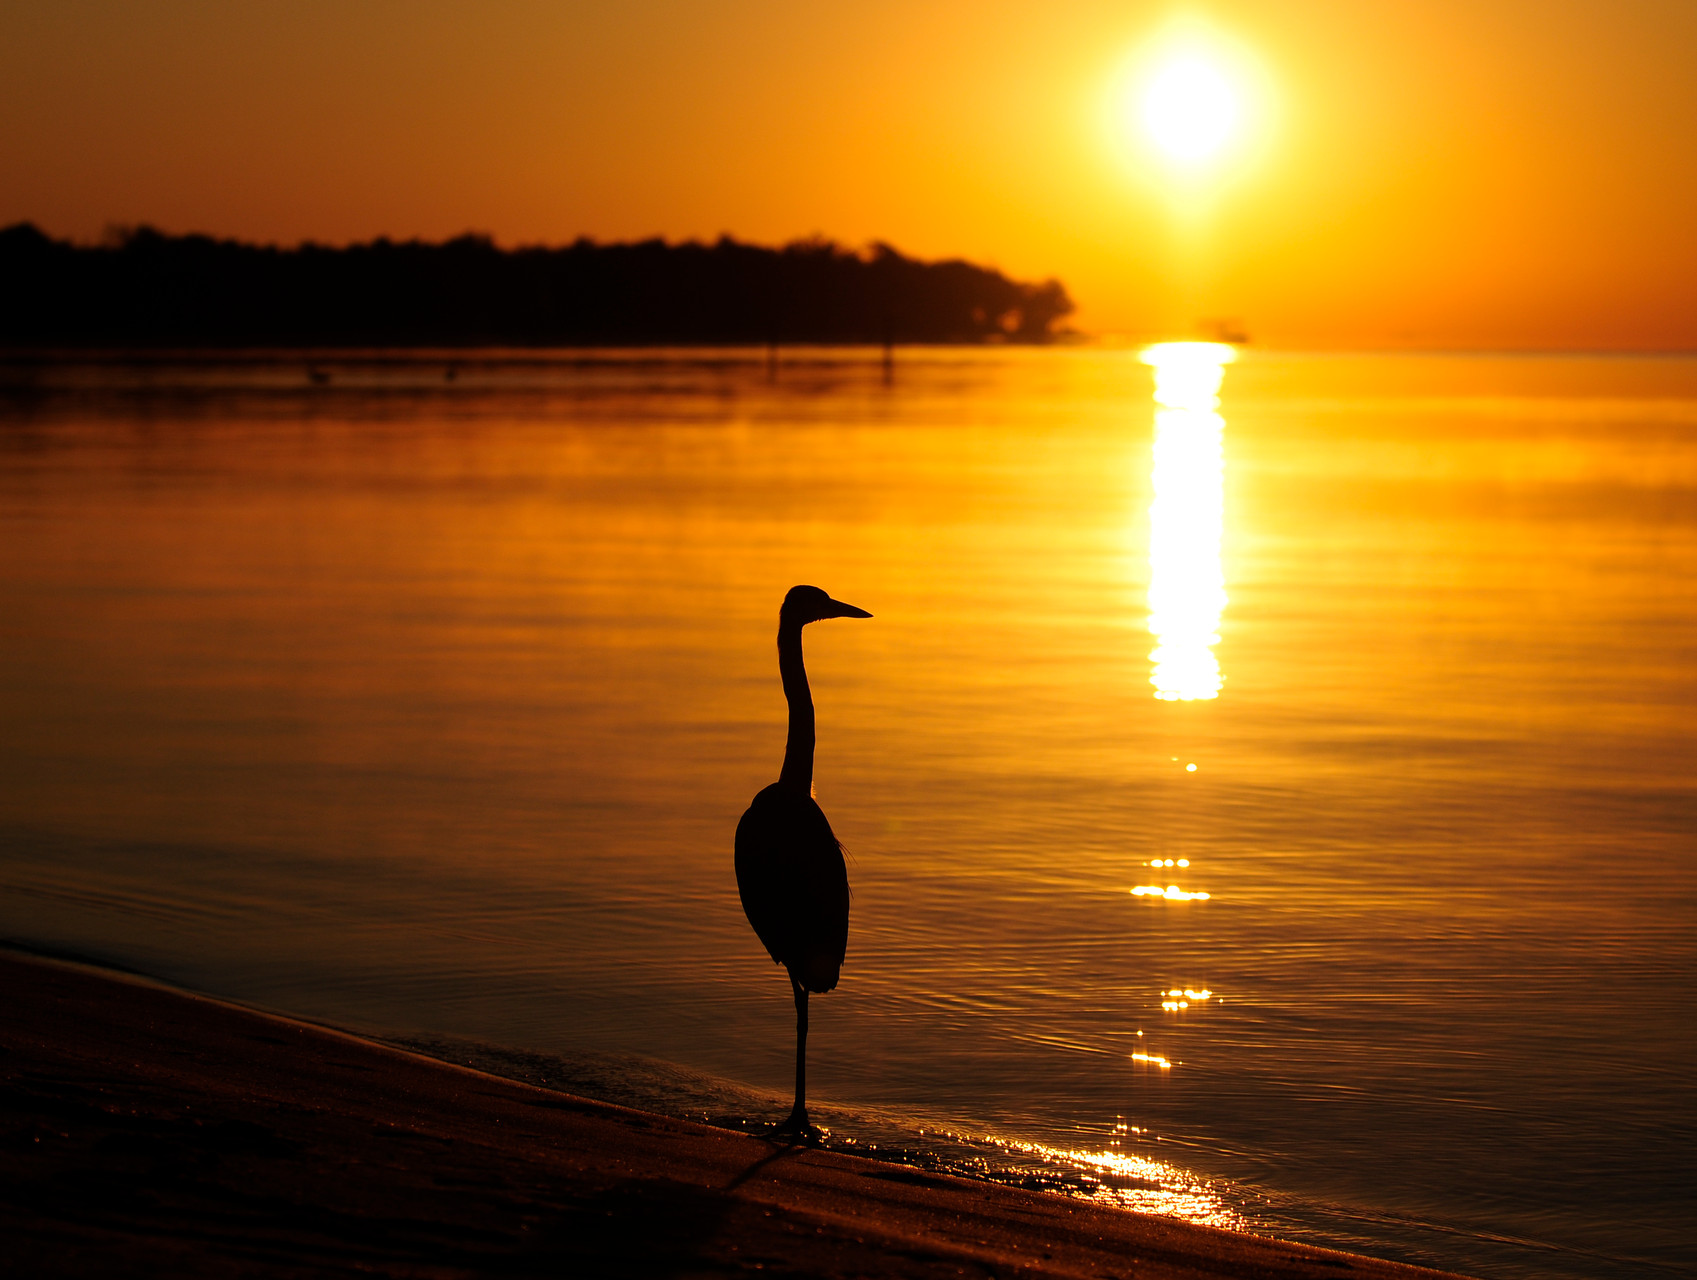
top-left (3, 1), bottom-right (1695, 348)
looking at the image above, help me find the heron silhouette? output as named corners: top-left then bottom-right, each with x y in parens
top-left (735, 585), bottom-right (871, 1140)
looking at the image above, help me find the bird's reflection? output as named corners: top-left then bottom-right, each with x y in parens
top-left (1141, 342), bottom-right (1233, 701)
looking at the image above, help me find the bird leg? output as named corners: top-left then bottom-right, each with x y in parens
top-left (772, 974), bottom-right (821, 1143)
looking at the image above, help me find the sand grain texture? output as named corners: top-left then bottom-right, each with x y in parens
top-left (0, 950), bottom-right (1469, 1279)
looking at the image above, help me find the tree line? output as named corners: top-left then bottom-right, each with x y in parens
top-left (0, 223), bottom-right (1074, 347)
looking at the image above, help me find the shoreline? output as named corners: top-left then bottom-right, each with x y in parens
top-left (0, 946), bottom-right (1471, 1278)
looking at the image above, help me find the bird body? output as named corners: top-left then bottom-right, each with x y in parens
top-left (735, 783), bottom-right (848, 994)
top-left (735, 584), bottom-right (869, 1138)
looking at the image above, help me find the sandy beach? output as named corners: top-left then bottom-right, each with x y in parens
top-left (0, 948), bottom-right (1471, 1279)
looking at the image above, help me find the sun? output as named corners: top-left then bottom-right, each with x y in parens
top-left (1141, 54), bottom-right (1242, 165)
top-left (1104, 23), bottom-right (1270, 185)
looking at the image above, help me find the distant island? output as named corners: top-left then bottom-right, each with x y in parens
top-left (0, 223), bottom-right (1074, 348)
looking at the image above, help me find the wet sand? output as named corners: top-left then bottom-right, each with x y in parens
top-left (1, 948), bottom-right (1469, 1279)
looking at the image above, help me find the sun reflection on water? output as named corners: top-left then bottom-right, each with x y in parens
top-left (1131, 884), bottom-right (1212, 900)
top-left (1142, 342), bottom-right (1233, 700)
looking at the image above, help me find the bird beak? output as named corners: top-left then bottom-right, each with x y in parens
top-left (825, 597), bottom-right (872, 619)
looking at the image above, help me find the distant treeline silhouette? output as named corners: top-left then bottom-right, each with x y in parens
top-left (0, 223), bottom-right (1074, 347)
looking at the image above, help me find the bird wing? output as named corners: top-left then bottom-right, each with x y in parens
top-left (735, 784), bottom-right (850, 993)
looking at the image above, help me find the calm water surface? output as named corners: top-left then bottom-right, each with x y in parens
top-left (2, 349), bottom-right (1693, 1278)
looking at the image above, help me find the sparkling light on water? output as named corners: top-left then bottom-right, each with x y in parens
top-left (1142, 342), bottom-right (1234, 700)
top-left (1162, 988), bottom-right (1212, 1011)
top-left (951, 1132), bottom-right (1245, 1230)
top-left (1132, 884), bottom-right (1212, 901)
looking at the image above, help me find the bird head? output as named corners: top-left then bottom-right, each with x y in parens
top-left (780, 585), bottom-right (873, 627)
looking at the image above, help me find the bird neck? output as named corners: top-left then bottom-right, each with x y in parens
top-left (777, 620), bottom-right (814, 793)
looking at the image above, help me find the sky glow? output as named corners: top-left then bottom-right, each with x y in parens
top-left (3, 1), bottom-right (1696, 345)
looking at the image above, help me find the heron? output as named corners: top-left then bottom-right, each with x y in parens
top-left (735, 584), bottom-right (871, 1140)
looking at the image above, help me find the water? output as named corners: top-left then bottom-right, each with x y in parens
top-left (2, 348), bottom-right (1693, 1279)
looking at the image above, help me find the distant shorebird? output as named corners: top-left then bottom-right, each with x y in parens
top-left (735, 585), bottom-right (870, 1140)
